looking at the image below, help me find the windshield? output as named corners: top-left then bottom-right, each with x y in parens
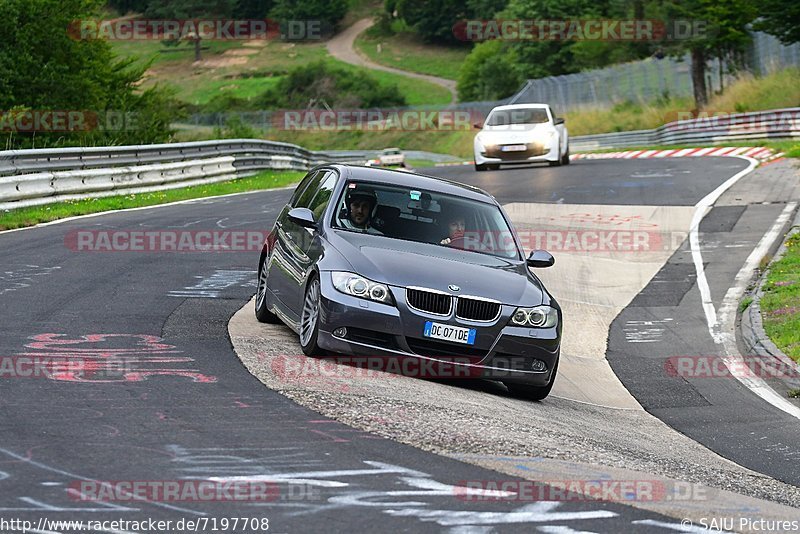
top-left (486, 108), bottom-right (549, 126)
top-left (332, 181), bottom-right (520, 259)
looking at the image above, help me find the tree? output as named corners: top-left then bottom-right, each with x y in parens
top-left (146, 0), bottom-right (237, 61)
top-left (0, 0), bottom-right (176, 148)
top-left (457, 40), bottom-right (523, 101)
top-left (270, 0), bottom-right (347, 34)
top-left (753, 0), bottom-right (800, 45)
top-left (660, 0), bottom-right (756, 108)
top-left (395, 0), bottom-right (470, 43)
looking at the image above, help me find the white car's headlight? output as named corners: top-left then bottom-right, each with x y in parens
top-left (331, 272), bottom-right (393, 304)
top-left (510, 306), bottom-right (558, 327)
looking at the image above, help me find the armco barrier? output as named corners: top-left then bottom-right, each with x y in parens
top-left (0, 140), bottom-right (371, 210)
top-left (570, 107), bottom-right (800, 151)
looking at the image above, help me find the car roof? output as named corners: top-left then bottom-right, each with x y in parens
top-left (321, 164), bottom-right (496, 204)
top-left (489, 103), bottom-right (549, 111)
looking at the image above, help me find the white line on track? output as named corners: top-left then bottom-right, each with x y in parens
top-left (688, 155), bottom-right (800, 419)
top-left (0, 185), bottom-right (296, 236)
top-left (717, 202), bottom-right (800, 418)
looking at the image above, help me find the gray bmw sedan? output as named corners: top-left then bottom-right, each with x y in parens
top-left (255, 164), bottom-right (561, 400)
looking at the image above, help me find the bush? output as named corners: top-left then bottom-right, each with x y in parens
top-left (206, 61), bottom-right (408, 112)
top-left (457, 40), bottom-right (523, 101)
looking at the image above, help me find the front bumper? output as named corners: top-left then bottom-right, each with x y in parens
top-left (315, 273), bottom-right (560, 387)
top-left (475, 138), bottom-right (559, 165)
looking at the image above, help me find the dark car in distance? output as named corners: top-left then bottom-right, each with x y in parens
top-left (255, 164), bottom-right (562, 400)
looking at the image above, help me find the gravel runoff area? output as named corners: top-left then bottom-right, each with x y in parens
top-left (230, 309), bottom-right (800, 523)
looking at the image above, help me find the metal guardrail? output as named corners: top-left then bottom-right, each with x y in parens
top-left (1, 108), bottom-right (797, 210)
top-left (570, 107), bottom-right (800, 151)
top-left (0, 139), bottom-right (369, 210)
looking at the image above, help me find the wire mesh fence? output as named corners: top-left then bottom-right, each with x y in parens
top-left (510, 31), bottom-right (800, 109)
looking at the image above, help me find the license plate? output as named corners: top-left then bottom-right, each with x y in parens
top-left (501, 144), bottom-right (527, 152)
top-left (423, 321), bottom-right (476, 345)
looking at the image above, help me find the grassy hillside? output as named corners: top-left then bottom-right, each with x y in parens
top-left (355, 28), bottom-right (470, 81)
top-left (113, 38), bottom-right (451, 107)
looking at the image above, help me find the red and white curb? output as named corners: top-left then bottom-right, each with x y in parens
top-left (435, 146), bottom-right (785, 166)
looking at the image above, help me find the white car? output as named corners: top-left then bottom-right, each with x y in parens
top-left (378, 147), bottom-right (405, 167)
top-left (473, 104), bottom-right (569, 171)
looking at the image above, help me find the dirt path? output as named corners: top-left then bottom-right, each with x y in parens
top-left (326, 18), bottom-right (458, 104)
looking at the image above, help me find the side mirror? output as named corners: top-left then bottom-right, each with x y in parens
top-left (288, 207), bottom-right (317, 229)
top-left (473, 122), bottom-right (483, 129)
top-left (554, 117), bottom-right (565, 125)
top-left (526, 250), bottom-right (555, 268)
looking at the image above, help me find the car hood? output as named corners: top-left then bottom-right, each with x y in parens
top-left (477, 123), bottom-right (553, 144)
top-left (328, 230), bottom-right (545, 306)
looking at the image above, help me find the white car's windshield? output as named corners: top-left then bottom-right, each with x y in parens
top-left (486, 108), bottom-right (549, 126)
top-left (332, 181), bottom-right (520, 259)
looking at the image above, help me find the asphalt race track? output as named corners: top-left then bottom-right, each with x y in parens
top-left (1, 156), bottom-right (799, 532)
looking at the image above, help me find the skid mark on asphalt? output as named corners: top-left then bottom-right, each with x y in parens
top-left (168, 269), bottom-right (256, 298)
top-left (0, 265), bottom-right (61, 295)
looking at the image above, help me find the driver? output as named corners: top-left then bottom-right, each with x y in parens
top-left (440, 213), bottom-right (466, 245)
top-left (341, 187), bottom-right (382, 234)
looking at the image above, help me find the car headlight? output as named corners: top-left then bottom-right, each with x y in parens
top-left (331, 272), bottom-right (394, 304)
top-left (510, 306), bottom-right (558, 327)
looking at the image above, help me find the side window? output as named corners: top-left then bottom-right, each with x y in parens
top-left (307, 172), bottom-right (338, 220)
top-left (294, 170), bottom-right (327, 208)
top-left (290, 170), bottom-right (321, 207)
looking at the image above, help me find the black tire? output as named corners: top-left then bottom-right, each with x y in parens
top-left (299, 275), bottom-right (324, 357)
top-left (504, 358), bottom-right (559, 401)
top-left (561, 145), bottom-right (570, 165)
top-left (475, 163), bottom-right (487, 172)
top-left (487, 164), bottom-right (501, 171)
top-left (255, 256), bottom-right (281, 324)
top-left (548, 142), bottom-right (563, 167)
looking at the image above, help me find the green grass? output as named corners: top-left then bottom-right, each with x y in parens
top-left (760, 232), bottom-right (800, 363)
top-left (111, 39), bottom-right (244, 68)
top-left (565, 68), bottom-right (800, 136)
top-left (330, 58), bottom-right (452, 105)
top-left (180, 76), bottom-right (283, 105)
top-left (0, 170), bottom-right (303, 231)
top-left (739, 296), bottom-right (754, 313)
top-left (355, 31), bottom-right (470, 81)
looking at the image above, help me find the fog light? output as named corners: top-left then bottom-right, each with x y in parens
top-left (531, 359), bottom-right (546, 372)
top-left (333, 327), bottom-right (347, 338)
